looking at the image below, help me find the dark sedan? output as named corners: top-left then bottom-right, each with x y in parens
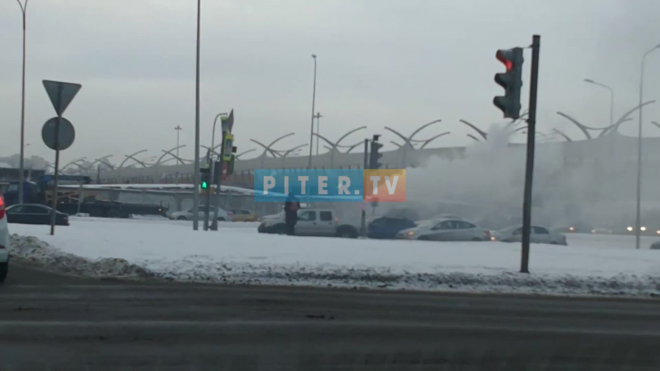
top-left (368, 216), bottom-right (416, 239)
top-left (6, 204), bottom-right (69, 226)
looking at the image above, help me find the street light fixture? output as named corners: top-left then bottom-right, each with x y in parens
top-left (584, 79), bottom-right (614, 126)
top-left (308, 54), bottom-right (317, 168)
top-left (634, 43), bottom-right (660, 249)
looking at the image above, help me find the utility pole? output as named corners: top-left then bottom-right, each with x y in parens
top-left (635, 44), bottom-right (660, 249)
top-left (192, 0), bottom-right (202, 230)
top-left (521, 35), bottom-right (541, 273)
top-left (17, 0), bottom-right (28, 205)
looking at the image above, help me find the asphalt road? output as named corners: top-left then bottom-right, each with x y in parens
top-left (2, 263), bottom-right (660, 371)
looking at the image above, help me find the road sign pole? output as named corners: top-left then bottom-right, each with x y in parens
top-left (41, 79), bottom-right (80, 236)
top-left (211, 131), bottom-right (227, 231)
top-left (50, 114), bottom-right (62, 237)
top-left (521, 35), bottom-right (541, 274)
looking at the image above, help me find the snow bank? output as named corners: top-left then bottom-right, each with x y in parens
top-left (8, 217), bottom-right (660, 296)
top-left (10, 235), bottom-right (153, 279)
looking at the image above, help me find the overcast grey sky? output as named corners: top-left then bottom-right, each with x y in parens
top-left (1, 0), bottom-right (659, 164)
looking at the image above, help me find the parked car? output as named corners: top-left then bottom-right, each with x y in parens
top-left (368, 216), bottom-right (416, 239)
top-left (6, 204), bottom-right (69, 226)
top-left (651, 241), bottom-right (660, 250)
top-left (0, 196), bottom-right (10, 283)
top-left (231, 209), bottom-right (258, 222)
top-left (491, 225), bottom-right (567, 245)
top-left (258, 209), bottom-right (359, 238)
top-left (396, 218), bottom-right (490, 241)
top-left (169, 205), bottom-right (233, 221)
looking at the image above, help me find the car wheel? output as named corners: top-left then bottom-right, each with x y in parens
top-left (418, 236), bottom-right (430, 241)
top-left (177, 216), bottom-right (188, 221)
top-left (337, 226), bottom-right (358, 239)
top-left (275, 224), bottom-right (287, 235)
top-left (0, 262), bottom-right (8, 284)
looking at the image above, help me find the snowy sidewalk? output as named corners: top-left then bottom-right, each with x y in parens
top-left (9, 217), bottom-right (660, 296)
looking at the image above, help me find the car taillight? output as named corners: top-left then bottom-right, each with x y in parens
top-left (0, 196), bottom-right (5, 220)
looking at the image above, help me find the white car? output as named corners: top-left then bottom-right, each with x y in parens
top-left (491, 225), bottom-right (567, 245)
top-left (169, 205), bottom-right (233, 221)
top-left (397, 218), bottom-right (491, 241)
top-left (0, 196), bottom-right (10, 283)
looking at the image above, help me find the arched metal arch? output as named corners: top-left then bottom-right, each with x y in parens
top-left (600, 101), bottom-right (656, 136)
top-left (119, 150), bottom-right (148, 169)
top-left (156, 145), bottom-right (187, 166)
top-left (60, 158), bottom-right (86, 171)
top-left (384, 119), bottom-right (441, 149)
top-left (236, 149), bottom-right (256, 160)
top-left (459, 120), bottom-right (488, 141)
top-left (552, 128), bottom-right (573, 142)
top-left (87, 155), bottom-right (113, 171)
top-left (420, 132), bottom-right (451, 149)
top-left (344, 141), bottom-right (365, 153)
top-left (467, 134), bottom-right (481, 142)
top-left (250, 133), bottom-right (295, 158)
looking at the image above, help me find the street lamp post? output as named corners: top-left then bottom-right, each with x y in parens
top-left (635, 44), bottom-right (660, 250)
top-left (174, 125), bottom-right (182, 160)
top-left (308, 54), bottom-right (317, 168)
top-left (584, 79), bottom-right (614, 126)
top-left (16, 0), bottom-right (28, 204)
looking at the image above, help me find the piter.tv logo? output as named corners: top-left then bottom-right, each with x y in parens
top-left (254, 169), bottom-right (406, 202)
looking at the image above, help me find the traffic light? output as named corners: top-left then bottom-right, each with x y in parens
top-left (200, 167), bottom-right (210, 190)
top-left (493, 47), bottom-right (524, 119)
top-left (369, 135), bottom-right (383, 169)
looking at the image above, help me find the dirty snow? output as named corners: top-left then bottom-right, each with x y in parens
top-left (8, 217), bottom-right (660, 296)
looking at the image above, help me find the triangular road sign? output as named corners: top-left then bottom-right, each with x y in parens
top-left (43, 80), bottom-right (82, 116)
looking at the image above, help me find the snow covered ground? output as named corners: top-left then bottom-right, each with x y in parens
top-left (8, 217), bottom-right (660, 297)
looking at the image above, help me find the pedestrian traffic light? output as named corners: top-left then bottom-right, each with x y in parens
top-left (200, 167), bottom-right (210, 190)
top-left (493, 47), bottom-right (524, 119)
top-left (369, 135), bottom-right (383, 169)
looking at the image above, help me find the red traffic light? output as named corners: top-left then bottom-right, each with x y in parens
top-left (496, 50), bottom-right (514, 71)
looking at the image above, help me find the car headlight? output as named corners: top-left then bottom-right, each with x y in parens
top-left (641, 226), bottom-right (647, 231)
top-left (263, 221), bottom-right (271, 227)
top-left (569, 227), bottom-right (575, 232)
top-left (490, 236), bottom-right (497, 241)
top-left (406, 231), bottom-right (416, 237)
top-left (627, 226), bottom-right (633, 232)
top-left (591, 229), bottom-right (596, 234)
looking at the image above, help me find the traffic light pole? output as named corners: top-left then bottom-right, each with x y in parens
top-left (211, 131), bottom-right (227, 231)
top-left (521, 34), bottom-right (541, 274)
top-left (360, 139), bottom-right (369, 237)
top-left (203, 154), bottom-right (213, 231)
